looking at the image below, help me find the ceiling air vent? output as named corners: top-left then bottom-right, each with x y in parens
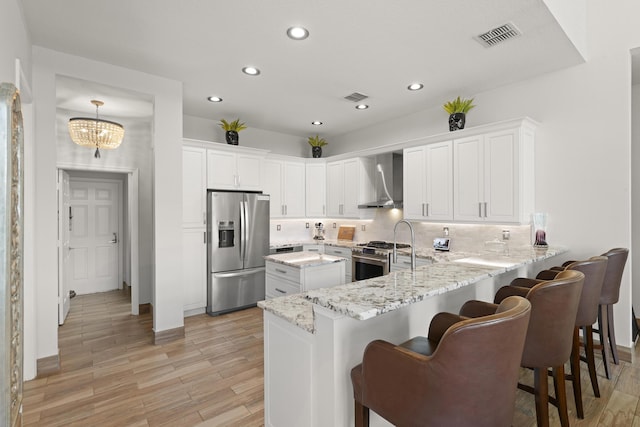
top-left (344, 92), bottom-right (368, 103)
top-left (475, 22), bottom-right (521, 47)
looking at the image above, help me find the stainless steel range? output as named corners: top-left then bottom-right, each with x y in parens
top-left (352, 241), bottom-right (411, 281)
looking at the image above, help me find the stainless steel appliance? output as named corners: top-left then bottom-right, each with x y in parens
top-left (352, 241), bottom-right (410, 281)
top-left (207, 190), bottom-right (270, 316)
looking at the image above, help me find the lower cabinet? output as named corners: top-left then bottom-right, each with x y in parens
top-left (265, 260), bottom-right (346, 299)
top-left (323, 246), bottom-right (353, 283)
top-left (182, 228), bottom-right (207, 314)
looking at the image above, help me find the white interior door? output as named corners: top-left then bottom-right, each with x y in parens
top-left (57, 170), bottom-right (71, 325)
top-left (69, 179), bottom-right (120, 295)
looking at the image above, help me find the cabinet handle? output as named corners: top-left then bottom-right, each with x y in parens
top-left (422, 203), bottom-right (425, 216)
top-left (203, 212), bottom-right (206, 225)
top-left (478, 202), bottom-right (482, 218)
top-left (285, 205), bottom-right (288, 215)
top-left (204, 231), bottom-right (207, 244)
top-left (484, 202), bottom-right (488, 218)
top-left (275, 268), bottom-right (288, 274)
top-left (307, 248), bottom-right (319, 252)
top-left (426, 203), bottom-right (429, 217)
top-left (275, 288), bottom-right (286, 294)
top-left (281, 205), bottom-right (284, 215)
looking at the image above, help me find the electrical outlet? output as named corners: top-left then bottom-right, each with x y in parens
top-left (361, 225), bottom-right (366, 231)
top-left (277, 224), bottom-right (281, 231)
top-left (305, 222), bottom-right (309, 228)
top-left (333, 223), bottom-right (337, 229)
top-left (502, 229), bottom-right (510, 240)
top-left (443, 227), bottom-right (449, 237)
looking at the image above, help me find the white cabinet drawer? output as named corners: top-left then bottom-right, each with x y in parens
top-left (302, 244), bottom-right (324, 253)
top-left (324, 246), bottom-right (351, 258)
top-left (266, 262), bottom-right (299, 279)
top-left (266, 274), bottom-right (301, 298)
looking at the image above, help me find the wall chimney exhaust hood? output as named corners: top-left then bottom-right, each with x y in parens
top-left (358, 153), bottom-right (403, 209)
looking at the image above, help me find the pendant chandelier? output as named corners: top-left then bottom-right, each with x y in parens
top-left (68, 100), bottom-right (124, 158)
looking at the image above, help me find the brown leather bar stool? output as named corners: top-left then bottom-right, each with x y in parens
top-left (597, 248), bottom-right (628, 379)
top-left (459, 270), bottom-right (584, 427)
top-left (350, 296), bottom-right (531, 427)
top-left (532, 256), bottom-right (608, 419)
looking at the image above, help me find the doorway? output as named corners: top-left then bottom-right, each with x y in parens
top-left (57, 167), bottom-right (140, 325)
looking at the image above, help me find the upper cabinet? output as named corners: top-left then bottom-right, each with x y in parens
top-left (206, 145), bottom-right (267, 191)
top-left (403, 141), bottom-right (453, 221)
top-left (262, 157), bottom-right (306, 218)
top-left (182, 146), bottom-right (207, 228)
top-left (453, 123), bottom-right (535, 223)
top-left (305, 161), bottom-right (326, 217)
top-left (327, 157), bottom-right (375, 218)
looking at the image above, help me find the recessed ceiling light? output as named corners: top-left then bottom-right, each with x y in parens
top-left (311, 121), bottom-right (323, 125)
top-left (207, 96), bottom-right (223, 102)
top-left (242, 66), bottom-right (261, 76)
top-left (355, 104), bottom-right (369, 110)
top-left (407, 83), bottom-right (424, 91)
top-left (287, 26), bottom-right (309, 40)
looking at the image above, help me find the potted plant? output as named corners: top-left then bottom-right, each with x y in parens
top-left (443, 96), bottom-right (475, 131)
top-left (219, 118), bottom-right (247, 145)
top-left (308, 135), bottom-right (327, 158)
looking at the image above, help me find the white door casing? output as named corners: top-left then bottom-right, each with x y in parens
top-left (69, 178), bottom-right (121, 295)
top-left (57, 170), bottom-right (71, 324)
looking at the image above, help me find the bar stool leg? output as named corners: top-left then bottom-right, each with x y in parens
top-left (534, 367), bottom-right (550, 427)
top-left (583, 325), bottom-right (600, 398)
top-left (354, 400), bottom-right (369, 427)
top-left (570, 328), bottom-right (584, 418)
top-left (553, 366), bottom-right (570, 427)
top-left (606, 304), bottom-right (619, 365)
top-left (598, 305), bottom-right (611, 379)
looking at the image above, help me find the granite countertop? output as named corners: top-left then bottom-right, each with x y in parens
top-left (264, 251), bottom-right (347, 268)
top-left (259, 245), bottom-right (567, 333)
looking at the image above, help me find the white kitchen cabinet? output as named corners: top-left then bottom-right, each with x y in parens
top-left (403, 141), bottom-right (453, 221)
top-left (263, 158), bottom-right (306, 218)
top-left (453, 123), bottom-right (535, 223)
top-left (324, 245), bottom-right (352, 283)
top-left (305, 161), bottom-right (326, 217)
top-left (182, 146), bottom-right (207, 228)
top-left (182, 228), bottom-right (207, 314)
top-left (326, 157), bottom-right (375, 218)
top-left (207, 147), bottom-right (264, 191)
top-left (265, 259), bottom-right (346, 299)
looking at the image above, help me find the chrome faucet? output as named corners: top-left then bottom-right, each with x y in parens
top-left (393, 219), bottom-right (416, 271)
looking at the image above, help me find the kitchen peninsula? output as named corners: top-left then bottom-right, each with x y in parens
top-left (258, 245), bottom-right (567, 427)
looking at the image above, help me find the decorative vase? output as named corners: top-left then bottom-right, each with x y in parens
top-left (448, 113), bottom-right (466, 131)
top-left (312, 146), bottom-right (322, 158)
top-left (225, 130), bottom-right (239, 145)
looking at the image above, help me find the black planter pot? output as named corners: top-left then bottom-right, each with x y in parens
top-left (449, 113), bottom-right (466, 131)
top-left (225, 130), bottom-right (239, 145)
top-left (312, 146), bottom-right (322, 158)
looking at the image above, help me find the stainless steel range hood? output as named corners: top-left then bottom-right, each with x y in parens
top-left (358, 153), bottom-right (403, 209)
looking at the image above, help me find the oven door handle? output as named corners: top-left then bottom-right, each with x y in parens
top-left (353, 255), bottom-right (389, 264)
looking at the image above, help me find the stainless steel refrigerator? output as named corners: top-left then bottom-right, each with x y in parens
top-left (207, 190), bottom-right (270, 316)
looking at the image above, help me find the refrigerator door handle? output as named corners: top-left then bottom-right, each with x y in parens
top-left (240, 200), bottom-right (248, 262)
top-left (213, 266), bottom-right (265, 278)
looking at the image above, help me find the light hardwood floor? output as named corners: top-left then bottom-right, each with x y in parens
top-left (23, 289), bottom-right (640, 426)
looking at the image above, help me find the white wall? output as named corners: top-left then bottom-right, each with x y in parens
top-left (0, 0), bottom-right (36, 381)
top-left (32, 46), bottom-right (184, 364)
top-left (633, 83), bottom-right (640, 313)
top-left (184, 115), bottom-right (309, 157)
top-left (332, 0), bottom-right (640, 348)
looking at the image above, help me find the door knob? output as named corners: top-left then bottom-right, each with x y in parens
top-left (109, 232), bottom-right (118, 244)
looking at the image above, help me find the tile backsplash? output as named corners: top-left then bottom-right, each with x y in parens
top-left (270, 209), bottom-right (532, 252)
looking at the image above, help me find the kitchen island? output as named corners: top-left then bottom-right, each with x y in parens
top-left (264, 251), bottom-right (347, 299)
top-left (258, 245), bottom-right (567, 427)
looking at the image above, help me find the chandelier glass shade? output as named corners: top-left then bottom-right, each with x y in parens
top-left (68, 100), bottom-right (124, 158)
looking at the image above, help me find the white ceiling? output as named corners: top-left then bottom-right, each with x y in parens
top-left (20, 0), bottom-right (585, 137)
